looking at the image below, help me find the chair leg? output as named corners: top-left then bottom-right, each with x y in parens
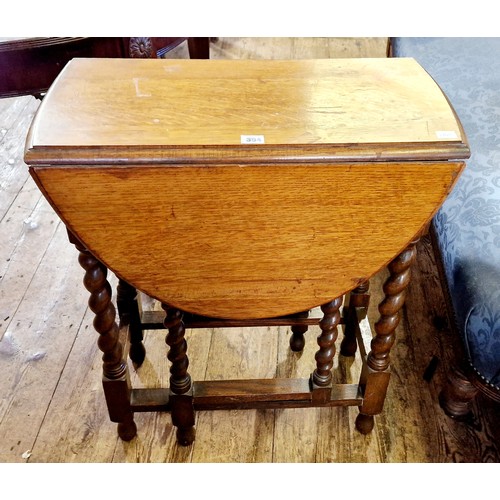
top-left (187, 37), bottom-right (210, 59)
top-left (439, 363), bottom-right (478, 419)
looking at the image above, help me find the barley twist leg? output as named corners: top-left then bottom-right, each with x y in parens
top-left (162, 304), bottom-right (195, 446)
top-left (356, 239), bottom-right (418, 434)
top-left (76, 242), bottom-right (136, 441)
top-left (311, 297), bottom-right (342, 402)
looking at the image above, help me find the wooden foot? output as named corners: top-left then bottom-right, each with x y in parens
top-left (439, 363), bottom-right (478, 420)
top-left (176, 419), bottom-right (196, 446)
top-left (118, 413), bottom-right (138, 441)
top-left (117, 279), bottom-right (146, 367)
top-left (163, 304), bottom-right (196, 445)
top-left (289, 310), bottom-right (309, 352)
top-left (341, 281), bottom-right (370, 356)
top-left (170, 392), bottom-right (195, 446)
top-left (339, 331), bottom-right (358, 357)
top-left (129, 341), bottom-right (146, 368)
top-left (355, 413), bottom-right (374, 434)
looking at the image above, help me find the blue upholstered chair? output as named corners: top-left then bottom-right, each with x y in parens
top-left (391, 38), bottom-right (500, 417)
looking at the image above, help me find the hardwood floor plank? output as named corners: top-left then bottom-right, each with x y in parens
top-left (0, 96), bottom-right (39, 220)
top-left (0, 96), bottom-right (34, 147)
top-left (27, 305), bottom-right (119, 463)
top-left (210, 37), bottom-right (389, 60)
top-left (0, 181), bottom-right (55, 340)
top-left (0, 221), bottom-right (88, 462)
top-left (272, 320), bottom-right (320, 461)
top-left (191, 326), bottom-right (278, 462)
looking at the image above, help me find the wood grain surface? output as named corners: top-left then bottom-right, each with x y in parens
top-left (25, 57), bottom-right (468, 164)
top-left (31, 161), bottom-right (463, 318)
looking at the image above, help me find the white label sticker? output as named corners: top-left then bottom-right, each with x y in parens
top-left (241, 134), bottom-right (265, 144)
top-left (436, 130), bottom-right (458, 139)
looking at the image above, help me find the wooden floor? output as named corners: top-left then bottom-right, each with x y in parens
top-left (1, 37), bottom-right (500, 464)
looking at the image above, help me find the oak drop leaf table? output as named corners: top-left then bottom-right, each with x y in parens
top-left (24, 58), bottom-right (469, 446)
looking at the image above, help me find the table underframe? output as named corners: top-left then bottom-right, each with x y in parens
top-left (71, 229), bottom-right (419, 445)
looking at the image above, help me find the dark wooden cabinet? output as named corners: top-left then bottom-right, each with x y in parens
top-left (0, 37), bottom-right (209, 99)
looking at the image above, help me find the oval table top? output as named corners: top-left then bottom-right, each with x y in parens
top-left (25, 58), bottom-right (469, 318)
